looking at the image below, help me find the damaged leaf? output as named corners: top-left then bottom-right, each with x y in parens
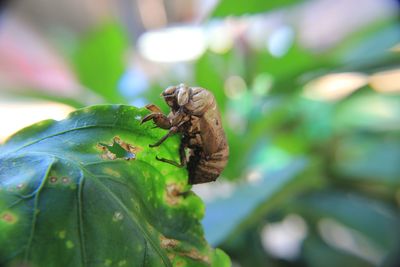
top-left (98, 136), bottom-right (139, 160)
top-left (0, 105), bottom-right (230, 267)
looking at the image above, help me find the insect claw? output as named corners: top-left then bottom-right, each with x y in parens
top-left (145, 104), bottom-right (163, 113)
top-left (156, 156), bottom-right (184, 168)
top-left (141, 113), bottom-right (156, 124)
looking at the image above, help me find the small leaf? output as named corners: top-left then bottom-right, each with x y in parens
top-left (202, 159), bottom-right (307, 245)
top-left (0, 105), bottom-right (230, 267)
top-left (211, 0), bottom-right (305, 17)
top-left (303, 234), bottom-right (375, 267)
top-left (73, 24), bottom-right (128, 103)
top-left (291, 191), bottom-right (400, 251)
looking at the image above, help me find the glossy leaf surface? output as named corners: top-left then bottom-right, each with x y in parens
top-left (0, 105), bottom-right (230, 267)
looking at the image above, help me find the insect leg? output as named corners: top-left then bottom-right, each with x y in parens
top-left (178, 141), bottom-right (188, 166)
top-left (145, 104), bottom-right (163, 113)
top-left (154, 141), bottom-right (187, 168)
top-left (141, 104), bottom-right (172, 129)
top-left (149, 126), bottom-right (178, 147)
top-left (141, 113), bottom-right (171, 129)
top-left (155, 156), bottom-right (185, 168)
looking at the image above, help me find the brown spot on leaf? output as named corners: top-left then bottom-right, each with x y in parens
top-left (180, 249), bottom-right (210, 265)
top-left (167, 253), bottom-right (175, 262)
top-left (49, 176), bottom-right (58, 183)
top-left (62, 177), bottom-right (70, 184)
top-left (165, 183), bottom-right (182, 206)
top-left (1, 212), bottom-right (17, 224)
top-left (98, 137), bottom-right (141, 161)
top-left (175, 259), bottom-right (186, 267)
top-left (160, 235), bottom-right (180, 249)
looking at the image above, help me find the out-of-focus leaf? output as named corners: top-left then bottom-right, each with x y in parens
top-left (202, 159), bottom-right (308, 246)
top-left (223, 95), bottom-right (302, 180)
top-left (221, 227), bottom-right (275, 267)
top-left (302, 234), bottom-right (374, 267)
top-left (335, 93), bottom-right (400, 132)
top-left (250, 44), bottom-right (332, 95)
top-left (74, 24), bottom-right (128, 103)
top-left (0, 105), bottom-right (230, 267)
top-left (295, 98), bottom-right (335, 143)
top-left (336, 22), bottom-right (400, 71)
top-left (211, 0), bottom-right (305, 17)
top-left (253, 44), bottom-right (319, 82)
top-left (194, 50), bottom-right (241, 112)
top-left (2, 89), bottom-right (86, 109)
top-left (292, 191), bottom-right (400, 252)
top-left (334, 135), bottom-right (400, 186)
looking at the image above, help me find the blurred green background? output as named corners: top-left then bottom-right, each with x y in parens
top-left (0, 0), bottom-right (400, 266)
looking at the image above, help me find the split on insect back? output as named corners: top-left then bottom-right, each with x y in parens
top-left (141, 84), bottom-right (229, 185)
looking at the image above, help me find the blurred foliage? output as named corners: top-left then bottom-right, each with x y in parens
top-left (211, 0), bottom-right (305, 17)
top-left (4, 1), bottom-right (400, 267)
top-left (73, 24), bottom-right (128, 103)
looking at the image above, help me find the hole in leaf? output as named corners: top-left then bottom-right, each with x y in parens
top-left (98, 137), bottom-right (140, 161)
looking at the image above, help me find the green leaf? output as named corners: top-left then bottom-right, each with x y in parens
top-left (333, 135), bottom-right (400, 186)
top-left (303, 234), bottom-right (375, 267)
top-left (73, 24), bottom-right (128, 103)
top-left (194, 51), bottom-right (231, 112)
top-left (0, 105), bottom-right (230, 267)
top-left (211, 0), bottom-right (305, 17)
top-left (335, 22), bottom-right (400, 71)
top-left (203, 159), bottom-right (309, 245)
top-left (335, 93), bottom-right (400, 132)
top-left (292, 191), bottom-right (400, 251)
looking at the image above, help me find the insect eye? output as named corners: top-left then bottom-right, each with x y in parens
top-left (163, 86), bottom-right (177, 96)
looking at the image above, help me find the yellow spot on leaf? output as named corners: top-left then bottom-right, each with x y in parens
top-left (175, 258), bottom-right (186, 267)
top-left (118, 260), bottom-right (127, 266)
top-left (66, 240), bottom-right (74, 249)
top-left (58, 230), bottom-right (66, 239)
top-left (113, 211), bottom-right (124, 222)
top-left (168, 253), bottom-right (175, 262)
top-left (104, 167), bottom-right (121, 178)
top-left (70, 184), bottom-right (77, 190)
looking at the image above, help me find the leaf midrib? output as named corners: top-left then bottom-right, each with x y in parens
top-left (12, 150), bottom-right (173, 267)
top-left (4, 122), bottom-right (160, 156)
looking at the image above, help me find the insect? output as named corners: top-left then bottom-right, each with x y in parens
top-left (141, 84), bottom-right (229, 184)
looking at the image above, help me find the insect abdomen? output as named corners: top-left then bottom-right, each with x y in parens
top-left (188, 147), bottom-right (229, 184)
